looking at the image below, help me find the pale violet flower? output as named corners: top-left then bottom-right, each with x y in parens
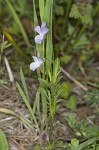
top-left (30, 52), bottom-right (44, 71)
top-left (34, 21), bottom-right (49, 44)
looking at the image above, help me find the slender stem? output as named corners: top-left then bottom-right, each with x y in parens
top-left (49, 115), bottom-right (54, 143)
top-left (49, 84), bottom-right (55, 142)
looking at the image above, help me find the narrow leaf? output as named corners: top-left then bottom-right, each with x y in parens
top-left (20, 67), bottom-right (29, 101)
top-left (3, 30), bottom-right (29, 60)
top-left (39, 0), bottom-right (44, 20)
top-left (0, 129), bottom-right (8, 150)
top-left (5, 0), bottom-right (30, 47)
top-left (43, 0), bottom-right (53, 24)
top-left (33, 0), bottom-right (38, 27)
top-left (0, 108), bottom-right (31, 127)
top-left (16, 82), bottom-right (39, 131)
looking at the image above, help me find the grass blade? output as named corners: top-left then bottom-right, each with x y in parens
top-left (39, 0), bottom-right (44, 20)
top-left (41, 92), bottom-right (47, 116)
top-left (16, 82), bottom-right (39, 131)
top-left (44, 0), bottom-right (53, 24)
top-left (0, 108), bottom-right (32, 128)
top-left (35, 89), bottom-right (40, 113)
top-left (20, 67), bottom-right (29, 101)
top-left (5, 0), bottom-right (30, 47)
top-left (3, 30), bottom-right (29, 60)
top-left (0, 129), bottom-right (8, 150)
top-left (33, 0), bottom-right (38, 27)
top-left (44, 0), bottom-right (53, 68)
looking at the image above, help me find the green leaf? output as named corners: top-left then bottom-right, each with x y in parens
top-left (74, 34), bottom-right (89, 48)
top-left (69, 4), bottom-right (93, 26)
top-left (96, 145), bottom-right (99, 150)
top-left (33, 89), bottom-right (40, 113)
top-left (60, 55), bottom-right (72, 64)
top-left (60, 82), bottom-right (72, 99)
top-left (55, 6), bottom-right (64, 16)
top-left (40, 88), bottom-right (48, 99)
top-left (46, 33), bottom-right (53, 68)
top-left (44, 0), bottom-right (53, 24)
top-left (66, 113), bottom-right (77, 128)
top-left (41, 91), bottom-right (47, 115)
top-left (3, 30), bottom-right (29, 60)
top-left (39, 0), bottom-right (44, 20)
top-left (1, 41), bottom-right (11, 50)
top-left (68, 24), bottom-right (75, 36)
top-left (0, 108), bottom-right (31, 127)
top-left (13, 0), bottom-right (32, 18)
top-left (73, 137), bottom-right (97, 150)
top-left (44, 0), bottom-right (53, 68)
top-left (32, 145), bottom-right (41, 150)
top-left (5, 0), bottom-right (30, 46)
top-left (70, 138), bottom-right (79, 149)
top-left (33, 0), bottom-right (38, 27)
top-left (20, 67), bottom-right (29, 101)
top-left (0, 129), bottom-right (9, 150)
top-left (38, 79), bottom-right (48, 115)
top-left (69, 4), bottom-right (80, 19)
top-left (53, 58), bottom-right (60, 82)
top-left (65, 95), bottom-right (77, 110)
top-left (38, 78), bottom-right (48, 87)
top-left (81, 14), bottom-right (93, 26)
top-left (16, 82), bottom-right (39, 131)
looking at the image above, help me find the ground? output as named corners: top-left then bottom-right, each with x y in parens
top-left (0, 60), bottom-right (99, 149)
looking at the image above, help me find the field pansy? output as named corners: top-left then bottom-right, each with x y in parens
top-left (34, 21), bottom-right (49, 44)
top-left (30, 52), bottom-right (44, 71)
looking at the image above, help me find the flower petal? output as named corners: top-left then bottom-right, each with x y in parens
top-left (32, 56), bottom-right (39, 62)
top-left (41, 27), bottom-right (49, 34)
top-left (38, 58), bottom-right (44, 64)
top-left (34, 26), bottom-right (41, 34)
top-left (30, 62), bottom-right (40, 71)
top-left (34, 35), bottom-right (44, 44)
top-left (41, 21), bottom-right (46, 28)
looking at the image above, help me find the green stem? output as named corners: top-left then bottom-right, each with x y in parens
top-left (49, 85), bottom-right (55, 142)
top-left (49, 115), bottom-right (54, 143)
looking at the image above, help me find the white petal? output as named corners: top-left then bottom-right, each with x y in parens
top-left (34, 35), bottom-right (44, 44)
top-left (38, 58), bottom-right (44, 64)
top-left (34, 26), bottom-right (41, 34)
top-left (32, 56), bottom-right (39, 62)
top-left (41, 21), bottom-right (46, 28)
top-left (41, 27), bottom-right (49, 34)
top-left (30, 62), bottom-right (40, 71)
